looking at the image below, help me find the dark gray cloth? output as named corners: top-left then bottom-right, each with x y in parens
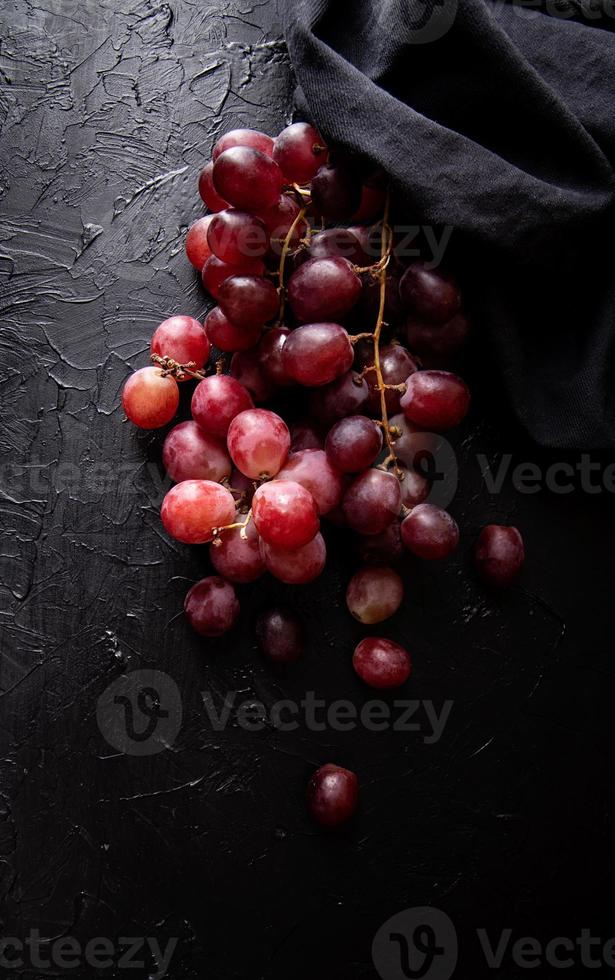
top-left (284, 0), bottom-right (615, 448)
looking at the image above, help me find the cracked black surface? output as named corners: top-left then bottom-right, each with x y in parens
top-left (0, 1), bottom-right (613, 977)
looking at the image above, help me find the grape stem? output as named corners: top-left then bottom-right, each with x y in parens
top-left (151, 353), bottom-right (207, 382)
top-left (212, 508), bottom-right (253, 542)
top-left (276, 203), bottom-right (308, 324)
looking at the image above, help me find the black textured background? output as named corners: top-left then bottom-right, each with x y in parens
top-left (0, 1), bottom-right (614, 978)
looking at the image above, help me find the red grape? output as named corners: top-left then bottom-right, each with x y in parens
top-left (207, 209), bottom-right (269, 264)
top-left (400, 370), bottom-right (470, 430)
top-left (399, 261), bottom-right (461, 324)
top-left (353, 637), bottom-right (411, 689)
top-left (210, 521), bottom-right (266, 584)
top-left (401, 503), bottom-right (459, 560)
top-left (204, 306), bottom-right (262, 353)
top-left (185, 215), bottom-right (214, 270)
top-left (366, 343), bottom-right (418, 415)
top-left (122, 367), bottom-right (179, 429)
top-left (252, 479), bottom-right (319, 549)
top-left (399, 465), bottom-right (429, 508)
top-left (309, 370), bottom-right (369, 425)
top-left (202, 254), bottom-right (266, 300)
top-left (255, 606), bottom-right (305, 663)
top-left (212, 128), bottom-right (274, 161)
top-left (282, 323), bottom-right (353, 387)
top-left (230, 348), bottom-right (276, 403)
top-left (198, 162), bottom-right (228, 211)
top-left (260, 533), bottom-right (326, 584)
top-left (162, 421), bottom-right (231, 483)
top-left (307, 228), bottom-right (366, 264)
top-left (277, 448), bottom-right (344, 515)
top-left (151, 315), bottom-right (210, 373)
top-left (161, 480), bottom-right (236, 544)
top-left (311, 164), bottom-right (362, 221)
top-left (342, 469), bottom-right (401, 535)
top-left (227, 409), bottom-right (290, 479)
top-left (213, 146), bottom-right (283, 211)
top-left (258, 194), bottom-right (307, 254)
top-left (351, 182), bottom-right (387, 222)
top-left (355, 521), bottom-right (404, 564)
top-left (346, 566), bottom-right (403, 624)
top-left (256, 327), bottom-right (291, 386)
top-left (287, 257), bottom-right (361, 323)
top-left (218, 275), bottom-right (280, 329)
top-left (307, 764), bottom-right (358, 827)
top-left (184, 576), bottom-right (240, 637)
top-left (474, 525), bottom-right (525, 589)
top-left (325, 416), bottom-right (383, 473)
top-left (273, 122), bottom-right (328, 184)
top-left (405, 312), bottom-right (470, 357)
top-left (191, 374), bottom-right (254, 437)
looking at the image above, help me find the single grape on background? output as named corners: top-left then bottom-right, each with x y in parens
top-left (227, 408), bottom-right (290, 479)
top-left (282, 322), bottom-right (354, 387)
top-left (255, 606), bottom-right (305, 663)
top-left (307, 764), bottom-right (359, 828)
top-left (162, 421), bottom-right (231, 484)
top-left (260, 533), bottom-right (326, 584)
top-left (277, 448), bottom-right (344, 515)
top-left (474, 524), bottom-right (525, 589)
top-left (346, 566), bottom-right (404, 624)
top-left (184, 576), bottom-right (240, 637)
top-left (401, 503), bottom-right (459, 560)
top-left (191, 374), bottom-right (254, 438)
top-left (342, 468), bottom-right (402, 535)
top-left (353, 637), bottom-right (412, 689)
top-left (252, 479), bottom-right (319, 550)
top-left (122, 366), bottom-right (179, 430)
top-left (161, 480), bottom-right (236, 545)
top-left (151, 315), bottom-right (210, 374)
top-left (210, 521), bottom-right (266, 584)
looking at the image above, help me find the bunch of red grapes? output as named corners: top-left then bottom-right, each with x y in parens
top-left (121, 122), bottom-right (525, 828)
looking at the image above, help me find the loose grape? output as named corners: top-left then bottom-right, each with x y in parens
top-left (121, 367), bottom-right (179, 430)
top-left (366, 342), bottom-right (418, 415)
top-left (342, 469), bottom-right (401, 535)
top-left (198, 162), bottom-right (228, 211)
top-left (260, 532), bottom-right (326, 584)
top-left (353, 637), bottom-right (412, 689)
top-left (151, 315), bottom-right (210, 374)
top-left (184, 576), bottom-right (240, 637)
top-left (405, 312), bottom-right (470, 357)
top-left (191, 375), bottom-right (254, 438)
top-left (255, 606), bottom-right (305, 663)
top-left (307, 764), bottom-right (359, 827)
top-left (282, 323), bottom-right (354, 387)
top-left (227, 409), bottom-right (290, 479)
top-left (311, 164), bottom-right (362, 221)
top-left (400, 370), bottom-right (470, 430)
top-left (212, 128), bottom-right (274, 161)
top-left (289, 420), bottom-right (324, 453)
top-left (210, 521), bottom-right (266, 584)
top-left (185, 215), bottom-right (214, 270)
top-left (273, 122), bottom-right (328, 184)
top-left (346, 566), bottom-right (404, 624)
top-left (161, 480), bottom-right (236, 545)
top-left (230, 348), bottom-right (276, 403)
top-left (401, 503), bottom-right (459, 560)
top-left (252, 479), bottom-right (319, 549)
top-left (325, 416), bottom-right (383, 473)
top-left (475, 525), bottom-right (525, 589)
top-left (277, 449), bottom-right (344, 514)
top-left (355, 521), bottom-right (404, 564)
top-left (204, 306), bottom-right (262, 353)
top-left (213, 146), bottom-right (284, 211)
top-left (399, 261), bottom-right (461, 324)
top-left (287, 257), bottom-right (361, 323)
top-left (162, 421), bottom-right (231, 484)
top-left (207, 209), bottom-right (269, 264)
top-left (202, 254), bottom-right (266, 300)
top-left (256, 327), bottom-right (291, 386)
top-left (218, 275), bottom-right (280, 329)
top-left (309, 370), bottom-right (369, 425)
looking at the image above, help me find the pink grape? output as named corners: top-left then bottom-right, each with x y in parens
top-left (227, 409), bottom-right (290, 479)
top-left (161, 480), bottom-right (236, 545)
top-left (204, 306), bottom-right (262, 353)
top-left (325, 416), bottom-right (383, 472)
top-left (277, 449), bottom-right (344, 515)
top-left (475, 525), bottom-right (525, 589)
top-left (287, 257), bottom-right (362, 323)
top-left (210, 521), bottom-right (266, 584)
top-left (355, 521), bottom-right (404, 564)
top-left (122, 367), bottom-right (179, 430)
top-left (290, 420), bottom-right (324, 453)
top-left (399, 261), bottom-right (461, 324)
top-left (307, 764), bottom-right (359, 828)
top-left (185, 215), bottom-right (214, 270)
top-left (207, 210), bottom-right (269, 263)
top-left (213, 146), bottom-right (283, 211)
top-left (366, 342), bottom-right (418, 415)
top-left (342, 469), bottom-right (401, 535)
top-left (353, 637), bottom-right (412, 689)
top-left (400, 370), bottom-right (470, 430)
top-left (256, 606), bottom-right (305, 663)
top-left (401, 503), bottom-right (459, 560)
top-left (218, 275), bottom-right (280, 329)
top-left (162, 421), bottom-right (231, 483)
top-left (309, 370), bottom-right (369, 425)
top-left (212, 128), bottom-right (274, 161)
top-left (202, 255), bottom-right (266, 301)
top-left (282, 323), bottom-right (353, 387)
top-left (230, 349), bottom-right (276, 403)
top-left (191, 374), bottom-right (253, 437)
top-left (151, 315), bottom-right (210, 374)
top-left (257, 327), bottom-right (291, 386)
top-left (273, 122), bottom-right (328, 184)
top-left (198, 162), bottom-right (228, 211)
top-left (184, 576), bottom-right (240, 637)
top-left (311, 164), bottom-right (362, 221)
top-left (260, 533), bottom-right (326, 584)
top-left (346, 566), bottom-right (404, 624)
top-left (252, 479), bottom-right (319, 549)
top-left (405, 312), bottom-right (470, 357)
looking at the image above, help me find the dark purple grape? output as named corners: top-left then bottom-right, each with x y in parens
top-left (401, 504), bottom-right (459, 560)
top-left (218, 275), bottom-right (280, 329)
top-left (311, 164), bottom-right (362, 221)
top-left (325, 416), bottom-right (383, 472)
top-left (307, 764), bottom-right (359, 827)
top-left (405, 312), bottom-right (470, 357)
top-left (282, 323), bottom-right (354, 387)
top-left (474, 525), bottom-right (525, 589)
top-left (255, 606), bottom-right (305, 663)
top-left (257, 327), bottom-right (291, 385)
top-left (342, 469), bottom-right (401, 535)
top-left (353, 638), bottom-right (411, 689)
top-left (307, 228), bottom-right (366, 264)
top-left (399, 261), bottom-right (461, 325)
top-left (288, 257), bottom-right (362, 323)
top-left (355, 520), bottom-right (404, 563)
top-left (309, 370), bottom-right (369, 425)
top-left (366, 342), bottom-right (418, 415)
